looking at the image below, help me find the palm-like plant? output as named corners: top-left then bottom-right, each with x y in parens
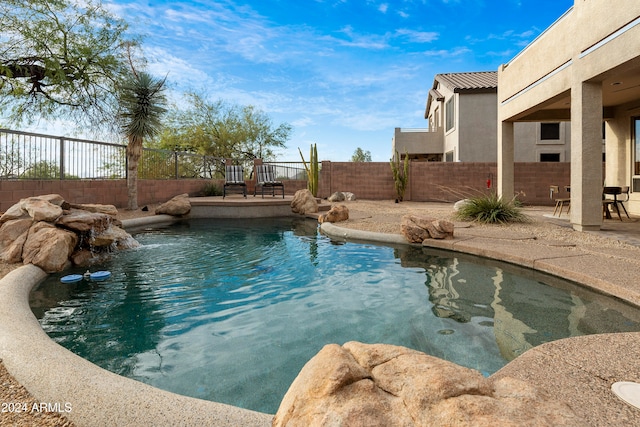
top-left (118, 71), bottom-right (167, 210)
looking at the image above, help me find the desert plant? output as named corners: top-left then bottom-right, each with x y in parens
top-left (201, 182), bottom-right (223, 196)
top-left (454, 192), bottom-right (529, 224)
top-left (390, 150), bottom-right (409, 201)
top-left (299, 143), bottom-right (319, 197)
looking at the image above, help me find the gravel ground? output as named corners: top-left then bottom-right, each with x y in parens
top-left (1, 199), bottom-right (637, 426)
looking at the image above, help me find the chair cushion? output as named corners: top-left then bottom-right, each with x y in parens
top-left (225, 165), bottom-right (245, 184)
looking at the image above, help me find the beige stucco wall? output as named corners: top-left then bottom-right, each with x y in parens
top-left (457, 92), bottom-right (498, 162)
top-left (514, 122), bottom-right (571, 162)
top-left (392, 127), bottom-right (442, 157)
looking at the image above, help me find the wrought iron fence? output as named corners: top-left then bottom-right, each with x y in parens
top-left (0, 129), bottom-right (225, 180)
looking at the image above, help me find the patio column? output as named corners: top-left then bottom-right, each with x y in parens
top-left (570, 81), bottom-right (603, 231)
top-left (497, 121), bottom-right (514, 200)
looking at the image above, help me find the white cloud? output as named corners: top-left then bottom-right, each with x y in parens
top-left (395, 28), bottom-right (439, 43)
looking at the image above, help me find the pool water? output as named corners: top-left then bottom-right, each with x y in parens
top-left (31, 218), bottom-right (640, 414)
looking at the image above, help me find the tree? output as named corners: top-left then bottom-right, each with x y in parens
top-left (351, 147), bottom-right (372, 162)
top-left (155, 93), bottom-right (291, 167)
top-left (0, 0), bottom-right (135, 131)
top-left (118, 71), bottom-right (167, 210)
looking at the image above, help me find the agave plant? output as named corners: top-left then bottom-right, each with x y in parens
top-left (454, 191), bottom-right (529, 224)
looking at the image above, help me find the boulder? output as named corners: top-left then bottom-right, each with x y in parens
top-left (327, 191), bottom-right (346, 202)
top-left (155, 193), bottom-right (191, 216)
top-left (56, 209), bottom-right (112, 234)
top-left (22, 222), bottom-right (78, 273)
top-left (273, 341), bottom-right (581, 427)
top-left (0, 202), bottom-right (30, 223)
top-left (22, 198), bottom-right (63, 222)
top-left (401, 215), bottom-right (454, 242)
top-left (0, 218), bottom-right (33, 263)
top-left (328, 191), bottom-right (356, 202)
top-left (32, 193), bottom-right (66, 207)
top-left (291, 189), bottom-right (318, 214)
top-left (90, 225), bottom-right (140, 249)
top-left (318, 205), bottom-right (349, 223)
top-left (70, 203), bottom-right (118, 217)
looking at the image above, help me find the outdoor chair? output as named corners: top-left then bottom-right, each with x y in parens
top-left (603, 186), bottom-right (628, 220)
top-left (223, 165), bottom-right (247, 198)
top-left (550, 185), bottom-right (570, 216)
top-left (254, 164), bottom-right (284, 198)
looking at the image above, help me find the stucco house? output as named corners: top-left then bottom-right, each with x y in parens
top-left (392, 71), bottom-right (573, 163)
top-left (497, 0), bottom-right (640, 230)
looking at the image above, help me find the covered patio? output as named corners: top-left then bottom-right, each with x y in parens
top-left (497, 1), bottom-right (640, 231)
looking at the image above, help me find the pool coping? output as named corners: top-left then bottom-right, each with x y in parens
top-left (1, 215), bottom-right (639, 425)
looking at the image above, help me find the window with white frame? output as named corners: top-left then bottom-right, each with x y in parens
top-left (445, 98), bottom-right (455, 132)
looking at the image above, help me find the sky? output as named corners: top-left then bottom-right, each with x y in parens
top-left (39, 0), bottom-right (574, 161)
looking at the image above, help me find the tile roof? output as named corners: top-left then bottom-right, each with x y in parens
top-left (435, 71), bottom-right (497, 92)
top-left (425, 71), bottom-right (497, 117)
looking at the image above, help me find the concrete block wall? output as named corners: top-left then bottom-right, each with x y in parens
top-left (0, 178), bottom-right (310, 212)
top-left (317, 161), bottom-right (571, 206)
top-left (0, 162), bottom-right (572, 212)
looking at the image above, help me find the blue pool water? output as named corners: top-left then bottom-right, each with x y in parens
top-left (30, 218), bottom-right (640, 414)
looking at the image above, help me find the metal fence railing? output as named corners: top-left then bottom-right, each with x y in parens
top-left (0, 129), bottom-right (225, 180)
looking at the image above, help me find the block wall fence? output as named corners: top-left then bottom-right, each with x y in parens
top-left (319, 161), bottom-right (571, 206)
top-left (0, 162), bottom-right (571, 212)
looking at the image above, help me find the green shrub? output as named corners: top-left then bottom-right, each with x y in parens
top-left (201, 182), bottom-right (223, 196)
top-left (454, 192), bottom-right (529, 224)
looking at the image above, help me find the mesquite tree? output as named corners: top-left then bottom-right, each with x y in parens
top-left (0, 0), bottom-right (135, 132)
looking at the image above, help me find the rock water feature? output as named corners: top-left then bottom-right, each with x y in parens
top-left (0, 194), bottom-right (139, 273)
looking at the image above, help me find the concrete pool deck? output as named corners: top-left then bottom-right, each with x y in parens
top-left (1, 202), bottom-right (640, 425)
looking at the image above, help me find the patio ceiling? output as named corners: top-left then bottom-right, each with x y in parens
top-left (511, 57), bottom-right (640, 122)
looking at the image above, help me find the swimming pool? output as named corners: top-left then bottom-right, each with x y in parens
top-left (30, 218), bottom-right (640, 414)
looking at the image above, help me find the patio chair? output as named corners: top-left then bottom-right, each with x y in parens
top-left (254, 164), bottom-right (284, 198)
top-left (223, 165), bottom-right (247, 198)
top-left (550, 185), bottom-right (570, 216)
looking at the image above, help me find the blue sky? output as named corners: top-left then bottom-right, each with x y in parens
top-left (65, 0), bottom-right (575, 160)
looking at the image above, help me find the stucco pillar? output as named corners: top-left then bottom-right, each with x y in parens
top-left (570, 81), bottom-right (603, 231)
top-left (497, 121), bottom-right (514, 200)
top-left (604, 119), bottom-right (627, 186)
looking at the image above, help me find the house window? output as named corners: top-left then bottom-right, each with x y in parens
top-left (540, 123), bottom-right (560, 140)
top-left (445, 98), bottom-right (455, 132)
top-left (540, 152), bottom-right (561, 162)
top-left (445, 151), bottom-right (454, 162)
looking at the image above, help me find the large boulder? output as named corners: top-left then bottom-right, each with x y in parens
top-left (56, 209), bottom-right (112, 234)
top-left (291, 189), bottom-right (318, 214)
top-left (273, 341), bottom-right (580, 427)
top-left (0, 194), bottom-right (68, 224)
top-left (70, 203), bottom-right (119, 217)
top-left (0, 218), bottom-right (33, 263)
top-left (22, 198), bottom-right (63, 222)
top-left (327, 191), bottom-right (346, 202)
top-left (155, 193), bottom-right (191, 216)
top-left (90, 225), bottom-right (140, 249)
top-left (22, 222), bottom-right (78, 273)
top-left (401, 215), bottom-right (454, 242)
top-left (328, 191), bottom-right (356, 202)
top-left (318, 205), bottom-right (349, 223)
top-left (0, 202), bottom-right (30, 223)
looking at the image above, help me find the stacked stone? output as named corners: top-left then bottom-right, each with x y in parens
top-left (0, 194), bottom-right (138, 273)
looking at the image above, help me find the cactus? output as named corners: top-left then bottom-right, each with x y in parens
top-left (299, 143), bottom-right (319, 197)
top-left (390, 150), bottom-right (409, 202)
